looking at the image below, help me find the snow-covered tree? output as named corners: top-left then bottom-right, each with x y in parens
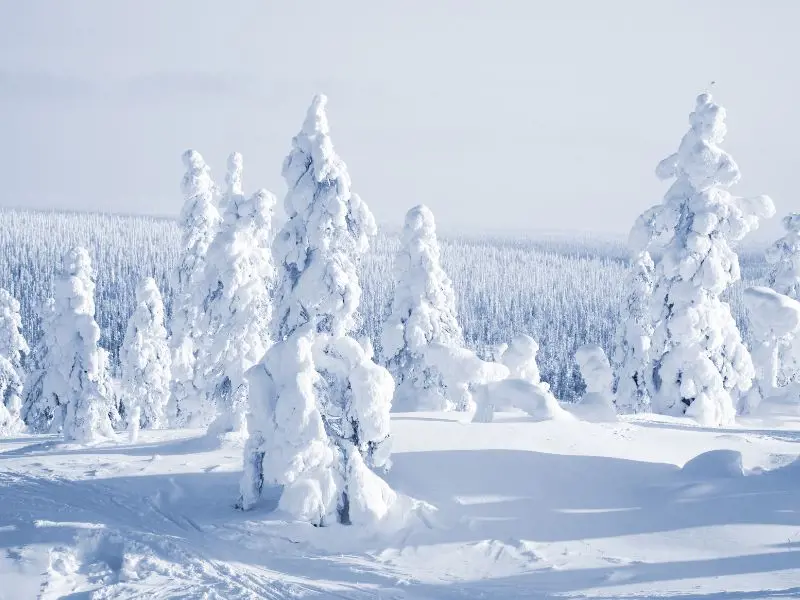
top-left (196, 153), bottom-right (277, 437)
top-left (241, 95), bottom-right (395, 527)
top-left (21, 298), bottom-right (57, 432)
top-left (765, 213), bottom-right (800, 384)
top-left (381, 204), bottom-right (464, 410)
top-left (27, 249), bottom-right (116, 441)
top-left (612, 251), bottom-right (655, 413)
top-left (0, 289), bottom-right (28, 434)
top-left (120, 277), bottom-right (171, 432)
top-left (631, 93), bottom-right (775, 426)
top-left (170, 150), bottom-right (221, 427)
top-left (766, 213), bottom-right (800, 299)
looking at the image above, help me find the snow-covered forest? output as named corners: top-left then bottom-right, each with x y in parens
top-left (3, 91), bottom-right (800, 599)
top-left (0, 208), bottom-right (767, 402)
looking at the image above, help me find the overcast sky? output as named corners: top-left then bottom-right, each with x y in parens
top-left (1, 1), bottom-right (797, 239)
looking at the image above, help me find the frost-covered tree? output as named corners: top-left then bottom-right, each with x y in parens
top-left (631, 93), bottom-right (775, 426)
top-left (0, 289), bottom-right (28, 434)
top-left (196, 153), bottom-right (277, 437)
top-left (765, 213), bottom-right (800, 384)
top-left (21, 298), bottom-right (57, 432)
top-left (381, 204), bottom-right (464, 410)
top-left (241, 95), bottom-right (395, 527)
top-left (120, 278), bottom-right (171, 431)
top-left (766, 213), bottom-right (800, 299)
top-left (170, 150), bottom-right (221, 426)
top-left (573, 344), bottom-right (617, 422)
top-left (612, 251), bottom-right (655, 413)
top-left (27, 249), bottom-right (116, 441)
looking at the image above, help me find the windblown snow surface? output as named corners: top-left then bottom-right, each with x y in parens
top-left (3, 410), bottom-right (800, 599)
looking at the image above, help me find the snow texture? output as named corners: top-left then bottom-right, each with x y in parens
top-left (242, 95), bottom-right (396, 526)
top-left (31, 248), bottom-right (116, 442)
top-left (382, 204), bottom-right (465, 411)
top-left (742, 286), bottom-right (800, 412)
top-left (572, 344), bottom-right (618, 422)
top-left (196, 153), bottom-right (277, 437)
top-left (120, 278), bottom-right (171, 431)
top-left (170, 150), bottom-right (221, 427)
top-left (631, 93), bottom-right (775, 427)
top-left (612, 251), bottom-right (655, 413)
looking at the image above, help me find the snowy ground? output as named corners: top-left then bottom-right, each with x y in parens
top-left (3, 411), bottom-right (800, 599)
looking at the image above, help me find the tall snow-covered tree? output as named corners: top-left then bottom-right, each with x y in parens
top-left (196, 152), bottom-right (277, 437)
top-left (381, 204), bottom-right (464, 410)
top-left (31, 248), bottom-right (115, 441)
top-left (612, 251), bottom-right (655, 413)
top-left (0, 289), bottom-right (28, 434)
top-left (241, 95), bottom-right (395, 527)
top-left (765, 213), bottom-right (800, 384)
top-left (121, 277), bottom-right (171, 431)
top-left (631, 93), bottom-right (775, 426)
top-left (170, 150), bottom-right (221, 427)
top-left (21, 298), bottom-right (58, 432)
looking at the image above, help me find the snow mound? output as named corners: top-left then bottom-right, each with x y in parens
top-left (423, 343), bottom-right (509, 411)
top-left (743, 286), bottom-right (800, 340)
top-left (472, 378), bottom-right (573, 423)
top-left (681, 449), bottom-right (744, 479)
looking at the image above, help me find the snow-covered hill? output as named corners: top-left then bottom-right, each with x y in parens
top-left (3, 411), bottom-right (800, 599)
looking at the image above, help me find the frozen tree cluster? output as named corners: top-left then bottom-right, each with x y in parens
top-left (241, 95), bottom-right (397, 527)
top-left (382, 204), bottom-right (465, 411)
top-left (631, 93), bottom-right (774, 426)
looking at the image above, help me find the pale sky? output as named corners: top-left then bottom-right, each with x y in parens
top-left (1, 1), bottom-right (797, 238)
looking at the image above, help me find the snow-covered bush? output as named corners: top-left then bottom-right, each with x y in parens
top-left (498, 334), bottom-right (543, 385)
top-left (741, 286), bottom-right (800, 412)
top-left (381, 204), bottom-right (464, 411)
top-left (612, 251), bottom-right (655, 413)
top-left (572, 344), bottom-right (617, 422)
top-left (241, 95), bottom-right (395, 527)
top-left (25, 248), bottom-right (116, 441)
top-left (170, 150), bottom-right (221, 427)
top-left (632, 93), bottom-right (775, 426)
top-left (196, 153), bottom-right (277, 437)
top-left (120, 278), bottom-right (171, 431)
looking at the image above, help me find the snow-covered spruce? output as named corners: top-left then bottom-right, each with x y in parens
top-left (120, 278), bottom-right (171, 432)
top-left (741, 286), bottom-right (800, 411)
top-left (765, 213), bottom-right (800, 385)
top-left (0, 289), bottom-right (29, 434)
top-left (21, 298), bottom-right (57, 432)
top-left (572, 344), bottom-right (617, 422)
top-left (612, 251), bottom-right (655, 413)
top-left (381, 204), bottom-right (464, 411)
top-left (241, 95), bottom-right (395, 527)
top-left (196, 153), bottom-right (277, 437)
top-left (631, 93), bottom-right (775, 426)
top-left (25, 249), bottom-right (115, 441)
top-left (169, 150), bottom-right (221, 427)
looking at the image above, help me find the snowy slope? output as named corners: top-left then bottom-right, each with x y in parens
top-left (2, 411), bottom-right (800, 599)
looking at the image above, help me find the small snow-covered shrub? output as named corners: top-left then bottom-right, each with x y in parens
top-left (572, 344), bottom-right (617, 422)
